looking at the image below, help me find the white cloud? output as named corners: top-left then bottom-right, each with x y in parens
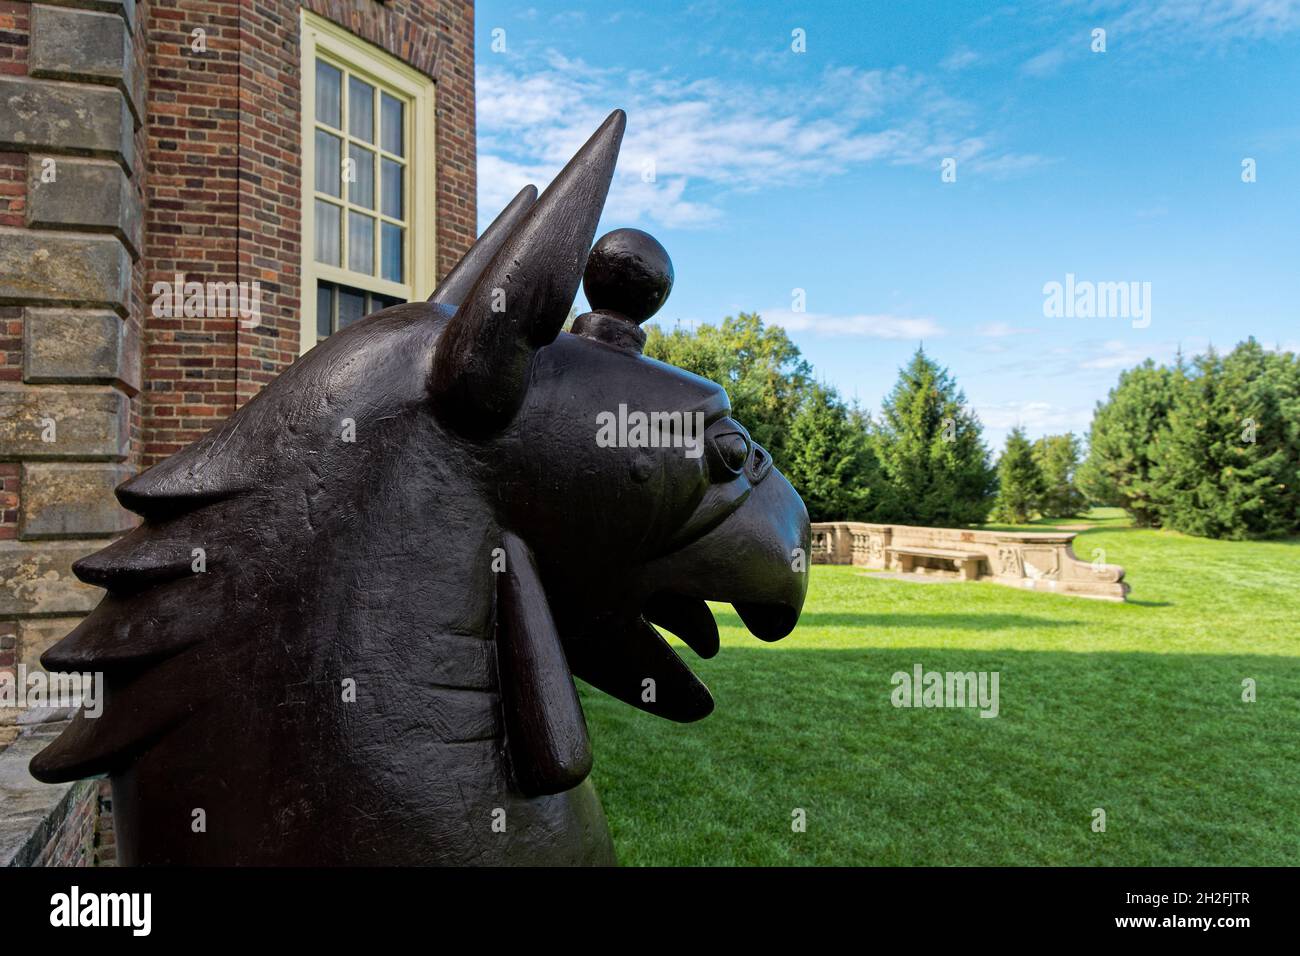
top-left (1106, 0), bottom-right (1300, 45)
top-left (765, 309), bottom-right (944, 339)
top-left (1021, 48), bottom-right (1067, 76)
top-left (1019, 0), bottom-right (1300, 74)
top-left (941, 48), bottom-right (980, 71)
top-left (1078, 339), bottom-right (1157, 369)
top-left (977, 321), bottom-right (1039, 337)
top-left (477, 54), bottom-right (1043, 229)
top-left (968, 152), bottom-right (1053, 178)
top-left (975, 400), bottom-right (1092, 433)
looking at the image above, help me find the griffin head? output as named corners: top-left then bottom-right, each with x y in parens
top-left (30, 110), bottom-right (808, 864)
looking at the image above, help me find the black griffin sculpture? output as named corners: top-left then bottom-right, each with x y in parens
top-left (29, 110), bottom-right (810, 865)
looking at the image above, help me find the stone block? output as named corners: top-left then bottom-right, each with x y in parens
top-left (27, 157), bottom-right (142, 258)
top-left (0, 229), bottom-right (130, 314)
top-left (35, 0), bottom-right (135, 31)
top-left (0, 732), bottom-right (78, 867)
top-left (22, 309), bottom-right (139, 391)
top-left (29, 5), bottom-right (140, 122)
top-left (0, 385), bottom-right (131, 460)
top-left (0, 77), bottom-right (133, 169)
top-left (0, 539), bottom-right (101, 617)
top-left (19, 462), bottom-right (135, 539)
top-left (18, 618), bottom-right (81, 670)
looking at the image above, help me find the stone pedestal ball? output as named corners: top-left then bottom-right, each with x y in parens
top-left (582, 228), bottom-right (674, 324)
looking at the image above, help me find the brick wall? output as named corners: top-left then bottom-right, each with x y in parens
top-left (142, 0), bottom-right (476, 460)
top-left (141, 0), bottom-right (241, 460)
top-left (1, 719), bottom-right (116, 866)
top-left (30, 779), bottom-right (116, 867)
top-left (0, 0), bottom-right (29, 75)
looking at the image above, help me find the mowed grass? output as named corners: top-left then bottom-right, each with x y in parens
top-left (578, 509), bottom-right (1300, 865)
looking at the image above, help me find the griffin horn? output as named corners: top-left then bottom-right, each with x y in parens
top-left (428, 184), bottom-right (538, 308)
top-left (429, 109), bottom-right (626, 433)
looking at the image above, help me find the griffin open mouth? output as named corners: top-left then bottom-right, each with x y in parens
top-left (560, 589), bottom-right (800, 726)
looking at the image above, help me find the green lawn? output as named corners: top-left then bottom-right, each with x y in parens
top-left (579, 509), bottom-right (1300, 865)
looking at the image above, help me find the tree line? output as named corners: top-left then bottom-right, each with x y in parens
top-left (1077, 338), bottom-right (1300, 539)
top-left (645, 314), bottom-right (1300, 540)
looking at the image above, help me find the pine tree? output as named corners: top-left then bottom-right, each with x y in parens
top-left (1151, 339), bottom-right (1300, 539)
top-left (871, 348), bottom-right (997, 526)
top-left (1077, 359), bottom-right (1183, 526)
top-left (1033, 433), bottom-right (1088, 518)
top-left (784, 384), bottom-right (876, 521)
top-left (993, 426), bottom-right (1046, 523)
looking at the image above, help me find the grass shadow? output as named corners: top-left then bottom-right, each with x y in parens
top-left (790, 612), bottom-right (1084, 630)
top-left (583, 647), bottom-right (1300, 867)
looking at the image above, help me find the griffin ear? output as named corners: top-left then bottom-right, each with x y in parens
top-left (495, 531), bottom-right (592, 796)
top-left (430, 109), bottom-right (626, 434)
top-left (429, 184), bottom-right (538, 309)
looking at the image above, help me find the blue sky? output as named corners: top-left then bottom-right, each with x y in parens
top-left (474, 0), bottom-right (1300, 449)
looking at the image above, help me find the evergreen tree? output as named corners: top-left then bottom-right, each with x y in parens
top-left (1076, 359), bottom-right (1183, 526)
top-left (1033, 432), bottom-right (1088, 518)
top-left (993, 426), bottom-right (1046, 523)
top-left (784, 384), bottom-right (876, 521)
top-left (871, 348), bottom-right (997, 526)
top-left (1150, 339), bottom-right (1300, 539)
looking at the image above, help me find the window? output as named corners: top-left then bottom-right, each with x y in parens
top-left (300, 11), bottom-right (436, 350)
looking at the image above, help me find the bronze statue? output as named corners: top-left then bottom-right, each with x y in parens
top-left (30, 110), bottom-right (810, 865)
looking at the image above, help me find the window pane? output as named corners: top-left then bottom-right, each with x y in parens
top-left (338, 287), bottom-right (367, 328)
top-left (372, 293), bottom-right (405, 311)
top-left (348, 211), bottom-right (374, 275)
top-left (316, 60), bottom-right (341, 128)
top-left (315, 130), bottom-right (341, 197)
top-left (381, 93), bottom-right (404, 156)
top-left (381, 158), bottom-right (403, 219)
top-left (349, 76), bottom-right (375, 142)
top-left (314, 200), bottom-right (340, 265)
top-left (381, 223), bottom-right (403, 282)
top-left (316, 282), bottom-right (333, 339)
top-left (348, 143), bottom-right (374, 209)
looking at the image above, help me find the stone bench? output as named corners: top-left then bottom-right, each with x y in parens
top-left (811, 521), bottom-right (1129, 602)
top-left (886, 546), bottom-right (983, 580)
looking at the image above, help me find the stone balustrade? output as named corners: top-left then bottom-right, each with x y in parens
top-left (810, 521), bottom-right (1129, 602)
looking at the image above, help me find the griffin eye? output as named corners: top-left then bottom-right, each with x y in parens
top-left (712, 430), bottom-right (750, 474)
top-left (747, 443), bottom-right (772, 483)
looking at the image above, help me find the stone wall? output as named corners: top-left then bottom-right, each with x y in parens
top-left (0, 709), bottom-right (115, 866)
top-left (1, 0), bottom-right (476, 863)
top-left (811, 521), bottom-right (1130, 602)
top-left (0, 0), bottom-right (146, 750)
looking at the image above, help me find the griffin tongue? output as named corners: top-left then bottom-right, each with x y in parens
top-left (566, 617), bottom-right (715, 723)
top-left (733, 602), bottom-right (799, 642)
top-left (643, 593), bottom-right (720, 659)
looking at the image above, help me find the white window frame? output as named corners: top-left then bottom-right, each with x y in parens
top-left (299, 10), bottom-right (437, 352)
